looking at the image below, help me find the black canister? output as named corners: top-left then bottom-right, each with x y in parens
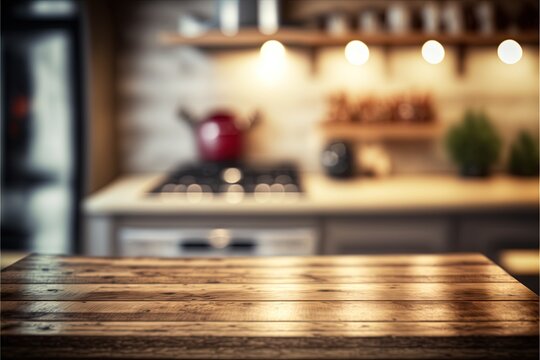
top-left (321, 141), bottom-right (354, 178)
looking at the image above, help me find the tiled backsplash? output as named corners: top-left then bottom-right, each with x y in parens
top-left (115, 0), bottom-right (539, 174)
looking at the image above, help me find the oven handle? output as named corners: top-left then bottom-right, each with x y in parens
top-left (180, 238), bottom-right (256, 251)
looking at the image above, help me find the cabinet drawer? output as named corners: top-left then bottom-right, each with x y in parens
top-left (324, 218), bottom-right (449, 254)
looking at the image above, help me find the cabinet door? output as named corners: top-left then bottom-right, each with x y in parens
top-left (457, 216), bottom-right (539, 259)
top-left (323, 217), bottom-right (450, 254)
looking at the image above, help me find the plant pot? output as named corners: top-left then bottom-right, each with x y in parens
top-left (460, 164), bottom-right (490, 178)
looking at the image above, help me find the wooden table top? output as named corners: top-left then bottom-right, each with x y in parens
top-left (1, 253), bottom-right (538, 359)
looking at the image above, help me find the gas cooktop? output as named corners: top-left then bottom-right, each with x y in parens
top-left (150, 162), bottom-right (302, 195)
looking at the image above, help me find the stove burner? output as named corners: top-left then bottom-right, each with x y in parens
top-left (150, 163), bottom-right (302, 195)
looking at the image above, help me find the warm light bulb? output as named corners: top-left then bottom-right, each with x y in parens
top-left (421, 40), bottom-right (445, 64)
top-left (497, 39), bottom-right (522, 64)
top-left (258, 40), bottom-right (286, 83)
top-left (260, 40), bottom-right (285, 61)
top-left (344, 40), bottom-right (370, 65)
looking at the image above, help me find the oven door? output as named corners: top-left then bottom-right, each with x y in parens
top-left (118, 227), bottom-right (317, 257)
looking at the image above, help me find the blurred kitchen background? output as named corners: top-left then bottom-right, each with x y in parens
top-left (1, 0), bottom-right (539, 291)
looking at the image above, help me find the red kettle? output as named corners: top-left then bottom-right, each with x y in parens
top-left (180, 108), bottom-right (260, 163)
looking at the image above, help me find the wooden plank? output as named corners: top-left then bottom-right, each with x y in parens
top-left (2, 263), bottom-right (515, 285)
top-left (3, 321), bottom-right (539, 359)
top-left (3, 333), bottom-right (538, 360)
top-left (5, 253), bottom-right (493, 269)
top-left (2, 283), bottom-right (535, 301)
top-left (2, 320), bottom-right (539, 337)
top-left (2, 321), bottom-right (539, 359)
top-left (0, 273), bottom-right (517, 284)
top-left (2, 264), bottom-right (507, 277)
top-left (2, 300), bottom-right (538, 322)
top-left (158, 28), bottom-right (540, 47)
top-left (3, 264), bottom-right (504, 276)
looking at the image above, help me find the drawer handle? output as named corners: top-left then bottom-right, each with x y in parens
top-left (180, 239), bottom-right (256, 251)
top-left (180, 241), bottom-right (211, 249)
top-left (229, 240), bottom-right (256, 250)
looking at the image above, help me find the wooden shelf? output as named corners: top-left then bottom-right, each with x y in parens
top-left (160, 28), bottom-right (539, 48)
top-left (319, 122), bottom-right (442, 141)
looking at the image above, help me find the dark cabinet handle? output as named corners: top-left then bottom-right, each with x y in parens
top-left (180, 238), bottom-right (256, 251)
top-left (180, 240), bottom-right (211, 249)
top-left (229, 240), bottom-right (256, 250)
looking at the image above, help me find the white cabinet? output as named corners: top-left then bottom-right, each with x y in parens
top-left (86, 216), bottom-right (320, 257)
top-left (118, 226), bottom-right (318, 257)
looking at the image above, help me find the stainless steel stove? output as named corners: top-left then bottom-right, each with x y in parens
top-left (120, 163), bottom-right (314, 257)
top-left (150, 162), bottom-right (302, 196)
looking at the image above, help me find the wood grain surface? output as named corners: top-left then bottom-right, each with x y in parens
top-left (1, 253), bottom-right (538, 359)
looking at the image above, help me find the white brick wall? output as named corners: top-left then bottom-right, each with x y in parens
top-left (115, 1), bottom-right (539, 174)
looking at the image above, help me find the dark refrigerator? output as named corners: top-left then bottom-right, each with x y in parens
top-left (1, 0), bottom-right (85, 254)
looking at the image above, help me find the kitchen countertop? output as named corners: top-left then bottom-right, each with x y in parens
top-left (84, 173), bottom-right (539, 215)
top-left (1, 253), bottom-right (538, 359)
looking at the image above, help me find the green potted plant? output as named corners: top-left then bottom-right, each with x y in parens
top-left (445, 110), bottom-right (501, 177)
top-left (508, 131), bottom-right (539, 177)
